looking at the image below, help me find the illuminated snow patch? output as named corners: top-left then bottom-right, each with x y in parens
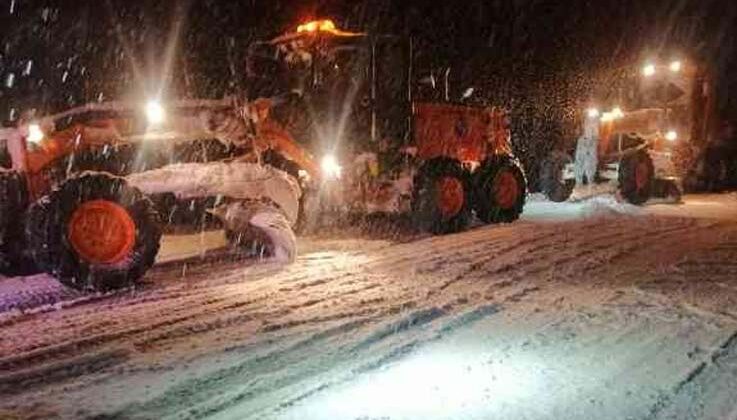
top-left (298, 350), bottom-right (544, 419)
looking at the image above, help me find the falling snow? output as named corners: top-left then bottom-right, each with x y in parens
top-left (22, 60), bottom-right (32, 76)
top-left (4, 72), bottom-right (14, 88)
top-left (1, 194), bottom-right (737, 419)
top-left (1, 2), bottom-right (737, 419)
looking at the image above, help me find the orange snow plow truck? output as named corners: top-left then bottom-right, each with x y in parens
top-left (540, 57), bottom-right (718, 204)
top-left (0, 19), bottom-right (527, 292)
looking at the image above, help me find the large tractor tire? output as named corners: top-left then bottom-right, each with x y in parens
top-left (618, 150), bottom-right (654, 205)
top-left (540, 151), bottom-right (575, 202)
top-left (26, 172), bottom-right (161, 291)
top-left (412, 158), bottom-right (471, 235)
top-left (473, 155), bottom-right (527, 224)
top-left (0, 170), bottom-right (32, 274)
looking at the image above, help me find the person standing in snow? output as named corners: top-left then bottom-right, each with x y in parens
top-left (574, 113), bottom-right (599, 186)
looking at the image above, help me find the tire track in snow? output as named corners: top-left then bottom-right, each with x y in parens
top-left (114, 272), bottom-right (534, 419)
top-left (436, 217), bottom-right (701, 294)
top-left (0, 348), bottom-right (130, 396)
top-left (0, 221), bottom-right (672, 370)
top-left (103, 226), bottom-right (564, 416)
top-left (604, 230), bottom-right (737, 420)
top-left (113, 302), bottom-right (504, 420)
top-left (0, 219), bottom-right (690, 363)
top-left (0, 214), bottom-right (730, 419)
top-left (646, 328), bottom-right (737, 420)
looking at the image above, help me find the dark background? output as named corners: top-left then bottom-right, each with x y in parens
top-left (2, 0), bottom-right (736, 184)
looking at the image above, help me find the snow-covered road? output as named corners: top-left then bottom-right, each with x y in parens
top-left (1, 194), bottom-right (737, 419)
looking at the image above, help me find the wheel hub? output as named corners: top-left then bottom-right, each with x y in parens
top-left (494, 170), bottom-right (519, 209)
top-left (436, 176), bottom-right (465, 218)
top-left (67, 200), bottom-right (136, 265)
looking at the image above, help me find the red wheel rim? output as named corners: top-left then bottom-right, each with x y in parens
top-left (635, 160), bottom-right (650, 190)
top-left (435, 176), bottom-right (465, 218)
top-left (67, 200), bottom-right (136, 264)
top-left (494, 170), bottom-right (519, 209)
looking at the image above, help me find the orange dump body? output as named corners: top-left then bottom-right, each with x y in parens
top-left (413, 102), bottom-right (511, 163)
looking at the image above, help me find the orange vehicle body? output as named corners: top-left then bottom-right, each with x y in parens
top-left (413, 103), bottom-right (512, 163)
top-left (22, 120), bottom-right (128, 199)
top-left (19, 101), bottom-right (321, 201)
top-left (595, 61), bottom-right (716, 168)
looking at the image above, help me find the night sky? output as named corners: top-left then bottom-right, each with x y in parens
top-left (1, 0), bottom-right (735, 176)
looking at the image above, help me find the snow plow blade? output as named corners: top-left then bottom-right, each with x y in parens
top-left (127, 162), bottom-right (300, 263)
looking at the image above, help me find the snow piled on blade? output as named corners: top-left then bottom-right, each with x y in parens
top-left (210, 201), bottom-right (297, 263)
top-left (249, 208), bottom-right (297, 263)
top-left (126, 162), bottom-right (301, 225)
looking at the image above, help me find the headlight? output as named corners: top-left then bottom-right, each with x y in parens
top-left (27, 123), bottom-right (45, 144)
top-left (665, 130), bottom-right (678, 142)
top-left (145, 100), bottom-right (165, 125)
top-left (642, 64), bottom-right (656, 77)
top-left (601, 107), bottom-right (624, 122)
top-left (586, 108), bottom-right (600, 119)
top-left (669, 61), bottom-right (682, 73)
top-left (321, 154), bottom-right (342, 180)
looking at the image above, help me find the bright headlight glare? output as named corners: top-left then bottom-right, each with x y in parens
top-left (27, 123), bottom-right (44, 144)
top-left (665, 130), bottom-right (678, 142)
top-left (586, 108), bottom-right (600, 119)
top-left (669, 61), bottom-right (682, 73)
top-left (321, 154), bottom-right (342, 180)
top-left (643, 64), bottom-right (656, 77)
top-left (145, 100), bottom-right (165, 125)
top-left (601, 107), bottom-right (623, 122)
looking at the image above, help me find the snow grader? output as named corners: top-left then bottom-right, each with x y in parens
top-left (0, 19), bottom-right (527, 292)
top-left (0, 98), bottom-right (306, 291)
top-left (540, 57), bottom-right (717, 204)
top-left (246, 19), bottom-right (527, 233)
